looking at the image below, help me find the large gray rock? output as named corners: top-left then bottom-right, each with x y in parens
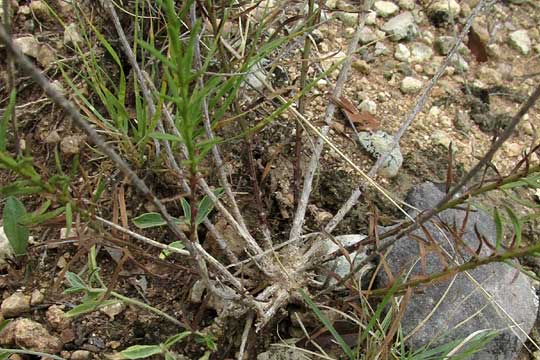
top-left (377, 182), bottom-right (539, 360)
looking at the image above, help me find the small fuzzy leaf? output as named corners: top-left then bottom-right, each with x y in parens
top-left (3, 196), bottom-right (29, 256)
top-left (65, 299), bottom-right (119, 318)
top-left (195, 188), bottom-right (224, 225)
top-left (132, 213), bottom-right (166, 229)
top-left (159, 241), bottom-right (185, 260)
top-left (117, 345), bottom-right (162, 359)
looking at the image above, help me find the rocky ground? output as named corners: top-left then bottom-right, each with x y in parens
top-left (1, 0), bottom-right (540, 359)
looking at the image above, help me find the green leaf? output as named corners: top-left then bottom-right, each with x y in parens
top-left (493, 208), bottom-right (503, 251)
top-left (19, 206), bottom-right (66, 226)
top-left (3, 196), bottom-right (29, 256)
top-left (0, 89), bottom-right (16, 152)
top-left (65, 299), bottom-right (119, 318)
top-left (65, 271), bottom-right (87, 290)
top-left (505, 206), bottom-right (522, 247)
top-left (181, 198), bottom-right (191, 224)
top-left (0, 319), bottom-right (11, 333)
top-left (163, 331), bottom-right (191, 348)
top-left (0, 351), bottom-right (10, 360)
top-left (132, 212), bottom-right (166, 228)
top-left (159, 241), bottom-right (185, 260)
top-left (117, 345), bottom-right (163, 359)
top-left (149, 132), bottom-right (183, 142)
top-left (195, 188), bottom-right (224, 225)
top-left (299, 289), bottom-right (354, 359)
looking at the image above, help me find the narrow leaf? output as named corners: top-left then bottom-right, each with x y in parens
top-left (493, 208), bottom-right (503, 251)
top-left (117, 345), bottom-right (162, 359)
top-left (505, 206), bottom-right (522, 247)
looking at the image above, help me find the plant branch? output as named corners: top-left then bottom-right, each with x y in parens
top-left (288, 5), bottom-right (369, 244)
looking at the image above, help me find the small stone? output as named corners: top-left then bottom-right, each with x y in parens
top-left (503, 142), bottom-right (522, 157)
top-left (381, 11), bottom-right (418, 42)
top-left (318, 234), bottom-right (371, 285)
top-left (374, 42), bottom-right (388, 56)
top-left (0, 227), bottom-right (14, 267)
top-left (60, 135), bottom-right (85, 155)
top-left (434, 36), bottom-right (466, 55)
top-left (400, 76), bottom-right (423, 94)
top-left (394, 43), bottom-right (411, 61)
top-left (64, 23), bottom-right (83, 48)
top-left (422, 31), bottom-right (435, 45)
top-left (509, 30), bottom-right (531, 55)
top-left (358, 131), bottom-right (403, 177)
top-left (365, 11), bottom-right (377, 25)
top-left (336, 11), bottom-right (357, 27)
top-left (450, 53), bottom-right (469, 72)
top-left (257, 347), bottom-right (309, 360)
top-left (0, 318), bottom-right (63, 354)
top-left (373, 1), bottom-right (399, 18)
top-left (37, 44), bottom-right (55, 68)
top-left (431, 129), bottom-right (453, 149)
top-left (18, 5), bottom-right (31, 16)
top-left (1, 292), bottom-right (31, 317)
top-left (359, 27), bottom-right (378, 44)
top-left (359, 99), bottom-right (377, 114)
top-left (352, 59), bottom-right (370, 74)
top-left (30, 289), bottom-right (45, 305)
top-left (71, 350), bottom-right (91, 360)
top-left (29, 1), bottom-right (50, 20)
top-left (428, 0), bottom-right (460, 26)
top-left (13, 36), bottom-right (40, 59)
top-left (56, 255), bottom-right (68, 269)
top-left (410, 42), bottom-right (433, 62)
top-left (316, 79), bottom-right (328, 89)
top-left (46, 305), bottom-right (71, 330)
top-left (99, 302), bottom-right (125, 320)
top-left (398, 0), bottom-right (415, 10)
top-left (486, 43), bottom-right (500, 59)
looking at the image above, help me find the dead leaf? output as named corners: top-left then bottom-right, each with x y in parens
top-left (330, 95), bottom-right (380, 131)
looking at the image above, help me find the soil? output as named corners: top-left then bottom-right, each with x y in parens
top-left (1, 0), bottom-right (540, 359)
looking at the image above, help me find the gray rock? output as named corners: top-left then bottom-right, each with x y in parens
top-left (381, 12), bottom-right (418, 42)
top-left (428, 0), bottom-right (460, 25)
top-left (64, 23), bottom-right (83, 48)
top-left (29, 1), bottom-right (50, 20)
top-left (374, 41), bottom-right (388, 56)
top-left (358, 131), bottom-right (403, 177)
top-left (1, 292), bottom-right (30, 318)
top-left (377, 182), bottom-right (539, 360)
top-left (336, 11), bottom-right (357, 27)
top-left (398, 0), bottom-right (415, 10)
top-left (60, 135), bottom-right (86, 155)
top-left (71, 350), bottom-right (92, 360)
top-left (509, 30), bottom-right (531, 55)
top-left (365, 11), bottom-right (377, 25)
top-left (257, 346), bottom-right (309, 360)
top-left (317, 234), bottom-right (370, 286)
top-left (400, 76), bottom-right (423, 93)
top-left (374, 1), bottom-right (399, 18)
top-left (13, 36), bottom-right (41, 58)
top-left (434, 36), bottom-right (468, 55)
top-left (0, 318), bottom-right (63, 354)
top-left (394, 43), bottom-right (411, 61)
top-left (450, 53), bottom-right (469, 72)
top-left (410, 42), bottom-right (433, 62)
top-left (359, 27), bottom-right (378, 44)
top-left (359, 99), bottom-right (377, 114)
